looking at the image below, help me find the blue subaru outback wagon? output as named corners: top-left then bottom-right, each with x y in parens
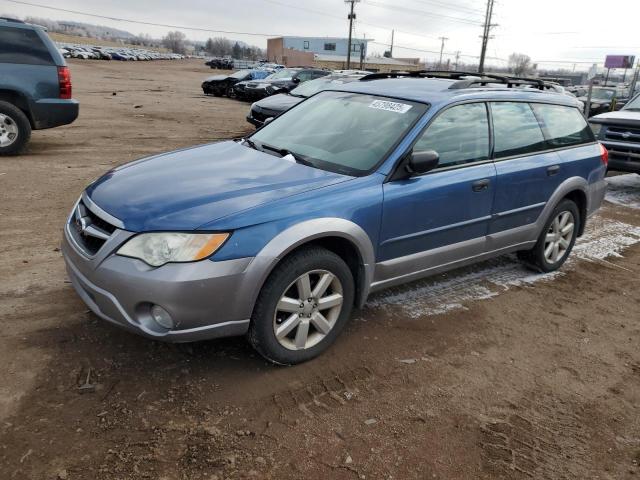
top-left (62, 72), bottom-right (607, 364)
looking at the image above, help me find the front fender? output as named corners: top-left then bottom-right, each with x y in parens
top-left (238, 218), bottom-right (376, 316)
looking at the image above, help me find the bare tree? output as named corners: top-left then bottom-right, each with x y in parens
top-left (508, 53), bottom-right (533, 76)
top-left (162, 31), bottom-right (187, 54)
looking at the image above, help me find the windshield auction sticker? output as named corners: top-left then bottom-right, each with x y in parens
top-left (369, 99), bottom-right (413, 114)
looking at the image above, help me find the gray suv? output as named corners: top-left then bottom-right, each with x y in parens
top-left (0, 17), bottom-right (79, 155)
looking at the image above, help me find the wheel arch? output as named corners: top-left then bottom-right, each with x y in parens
top-left (535, 177), bottom-right (589, 239)
top-left (0, 89), bottom-right (34, 127)
top-left (246, 218), bottom-right (376, 313)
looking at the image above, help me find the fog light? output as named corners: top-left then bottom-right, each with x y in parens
top-left (150, 305), bottom-right (174, 329)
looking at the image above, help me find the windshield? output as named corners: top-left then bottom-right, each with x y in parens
top-left (265, 69), bottom-right (298, 80)
top-left (290, 77), bottom-right (356, 98)
top-left (249, 91), bottom-right (427, 175)
top-left (624, 94), bottom-right (640, 110)
top-left (231, 69), bottom-right (251, 79)
top-left (591, 88), bottom-right (615, 101)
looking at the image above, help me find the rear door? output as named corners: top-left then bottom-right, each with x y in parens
top-left (488, 101), bottom-right (567, 236)
top-left (377, 102), bottom-right (496, 282)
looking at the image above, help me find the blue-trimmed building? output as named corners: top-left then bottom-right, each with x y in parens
top-left (267, 36), bottom-right (370, 61)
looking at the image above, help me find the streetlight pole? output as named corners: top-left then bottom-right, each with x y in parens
top-left (345, 0), bottom-right (359, 69)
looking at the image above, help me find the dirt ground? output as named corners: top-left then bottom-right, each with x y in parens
top-left (1, 59), bottom-right (639, 480)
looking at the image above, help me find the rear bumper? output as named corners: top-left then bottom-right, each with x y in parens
top-left (32, 98), bottom-right (79, 129)
top-left (61, 226), bottom-right (254, 342)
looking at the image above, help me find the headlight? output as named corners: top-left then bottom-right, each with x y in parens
top-left (591, 103), bottom-right (602, 109)
top-left (590, 123), bottom-right (602, 136)
top-left (117, 232), bottom-right (230, 267)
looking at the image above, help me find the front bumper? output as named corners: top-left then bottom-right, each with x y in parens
top-left (246, 114), bottom-right (263, 128)
top-left (62, 225), bottom-right (254, 342)
top-left (602, 140), bottom-right (640, 173)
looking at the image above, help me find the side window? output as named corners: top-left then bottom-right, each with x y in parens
top-left (532, 104), bottom-right (594, 148)
top-left (491, 102), bottom-right (547, 158)
top-left (413, 103), bottom-right (489, 168)
top-left (0, 27), bottom-right (54, 65)
top-left (303, 41), bottom-right (310, 50)
top-left (296, 72), bottom-right (313, 82)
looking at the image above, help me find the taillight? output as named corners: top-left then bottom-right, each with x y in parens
top-left (58, 66), bottom-right (72, 99)
top-left (599, 143), bottom-right (609, 167)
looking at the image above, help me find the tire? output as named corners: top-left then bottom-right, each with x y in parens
top-left (225, 85), bottom-right (236, 98)
top-left (518, 199), bottom-right (580, 273)
top-left (212, 89), bottom-right (223, 97)
top-left (0, 101), bottom-right (31, 156)
top-left (248, 246), bottom-right (355, 365)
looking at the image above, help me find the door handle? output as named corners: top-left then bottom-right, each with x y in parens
top-left (547, 165), bottom-right (560, 176)
top-left (472, 179), bottom-right (490, 192)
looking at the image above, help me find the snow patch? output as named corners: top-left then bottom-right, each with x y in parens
top-left (605, 174), bottom-right (640, 210)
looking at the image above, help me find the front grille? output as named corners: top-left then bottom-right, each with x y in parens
top-left (605, 126), bottom-right (640, 144)
top-left (68, 200), bottom-right (116, 256)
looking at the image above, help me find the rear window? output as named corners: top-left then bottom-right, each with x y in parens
top-left (491, 102), bottom-right (547, 159)
top-left (0, 26), bottom-right (54, 65)
top-left (532, 104), bottom-right (594, 147)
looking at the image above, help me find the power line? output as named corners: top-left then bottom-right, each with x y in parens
top-left (407, 0), bottom-right (486, 16)
top-left (2, 0), bottom-right (283, 36)
top-left (362, 0), bottom-right (484, 26)
top-left (370, 40), bottom-right (506, 61)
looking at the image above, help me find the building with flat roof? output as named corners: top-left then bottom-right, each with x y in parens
top-left (267, 36), bottom-right (370, 63)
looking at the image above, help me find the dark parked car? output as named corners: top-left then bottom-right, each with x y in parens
top-left (580, 86), bottom-right (629, 116)
top-left (590, 92), bottom-right (640, 173)
top-left (205, 57), bottom-right (234, 70)
top-left (201, 69), bottom-right (272, 97)
top-left (242, 68), bottom-right (330, 100)
top-left (247, 74), bottom-right (365, 127)
top-left (0, 17), bottom-right (79, 155)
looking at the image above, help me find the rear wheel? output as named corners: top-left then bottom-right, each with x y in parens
top-left (518, 199), bottom-right (579, 273)
top-left (248, 246), bottom-right (354, 365)
top-left (0, 101), bottom-right (30, 156)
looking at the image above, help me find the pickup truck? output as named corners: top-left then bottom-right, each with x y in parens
top-left (590, 92), bottom-right (640, 173)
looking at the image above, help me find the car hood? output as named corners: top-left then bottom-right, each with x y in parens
top-left (254, 93), bottom-right (303, 112)
top-left (85, 141), bottom-right (351, 232)
top-left (203, 74), bottom-right (229, 82)
top-left (590, 110), bottom-right (640, 126)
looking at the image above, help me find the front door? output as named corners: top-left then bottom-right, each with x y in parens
top-left (377, 102), bottom-right (496, 284)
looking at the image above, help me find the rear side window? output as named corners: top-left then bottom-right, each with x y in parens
top-left (413, 102), bottom-right (490, 168)
top-left (0, 26), bottom-right (54, 65)
top-left (491, 102), bottom-right (547, 158)
top-left (532, 104), bottom-right (594, 147)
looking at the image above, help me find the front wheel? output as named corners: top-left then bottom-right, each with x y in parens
top-left (518, 199), bottom-right (579, 273)
top-left (248, 246), bottom-right (354, 365)
top-left (0, 101), bottom-right (31, 156)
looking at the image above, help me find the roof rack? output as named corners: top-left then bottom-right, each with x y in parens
top-left (0, 17), bottom-right (25, 23)
top-left (360, 70), bottom-right (561, 92)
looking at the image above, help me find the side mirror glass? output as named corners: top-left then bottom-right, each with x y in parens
top-left (406, 150), bottom-right (439, 175)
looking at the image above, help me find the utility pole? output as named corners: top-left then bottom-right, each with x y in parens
top-left (345, 0), bottom-right (359, 69)
top-left (390, 29), bottom-right (394, 58)
top-left (454, 51), bottom-right (461, 70)
top-left (478, 0), bottom-right (495, 74)
top-left (438, 36), bottom-right (448, 69)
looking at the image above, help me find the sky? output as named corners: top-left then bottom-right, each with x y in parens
top-left (2, 0), bottom-right (639, 71)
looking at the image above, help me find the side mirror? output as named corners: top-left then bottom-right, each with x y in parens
top-left (292, 77), bottom-right (301, 84)
top-left (406, 150), bottom-right (439, 175)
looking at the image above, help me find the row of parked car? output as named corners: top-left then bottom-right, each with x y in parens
top-left (58, 44), bottom-right (185, 61)
top-left (568, 84), bottom-right (633, 116)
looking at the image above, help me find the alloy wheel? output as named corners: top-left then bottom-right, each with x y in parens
top-left (273, 269), bottom-right (344, 351)
top-left (544, 211), bottom-right (575, 264)
top-left (0, 113), bottom-right (18, 148)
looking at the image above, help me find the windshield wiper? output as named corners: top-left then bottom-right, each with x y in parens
top-left (261, 143), bottom-right (314, 166)
top-left (242, 138), bottom-right (262, 152)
